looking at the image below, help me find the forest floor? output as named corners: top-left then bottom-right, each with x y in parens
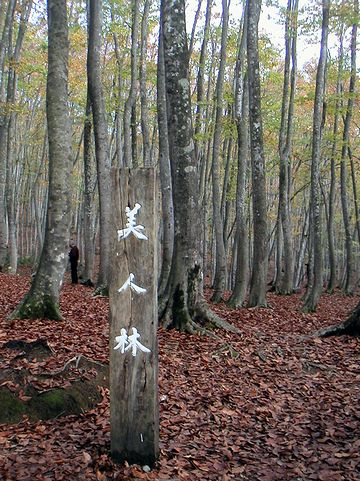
top-left (0, 271), bottom-right (359, 481)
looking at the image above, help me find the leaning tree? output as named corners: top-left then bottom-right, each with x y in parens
top-left (10, 0), bottom-right (71, 320)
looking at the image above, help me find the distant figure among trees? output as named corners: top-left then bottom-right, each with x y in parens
top-left (69, 241), bottom-right (79, 284)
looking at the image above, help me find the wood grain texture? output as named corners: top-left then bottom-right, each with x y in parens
top-left (109, 167), bottom-right (159, 466)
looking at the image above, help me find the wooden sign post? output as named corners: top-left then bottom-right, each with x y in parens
top-left (109, 167), bottom-right (159, 466)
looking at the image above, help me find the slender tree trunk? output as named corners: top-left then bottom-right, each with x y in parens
top-left (0, 0), bottom-right (16, 93)
top-left (111, 9), bottom-right (125, 168)
top-left (0, 0), bottom-right (16, 270)
top-left (140, 0), bottom-right (151, 166)
top-left (123, 0), bottom-right (140, 168)
top-left (275, 0), bottom-right (298, 294)
top-left (194, 0), bottom-right (212, 163)
top-left (349, 147), bottom-right (360, 246)
top-left (188, 0), bottom-right (203, 58)
top-left (339, 0), bottom-right (357, 294)
top-left (157, 19), bottom-right (174, 299)
top-left (10, 0), bottom-right (72, 320)
top-left (294, 207), bottom-right (309, 289)
top-left (247, 0), bottom-right (268, 307)
top-left (327, 28), bottom-right (343, 292)
top-left (87, 0), bottom-right (111, 292)
top-left (5, 0), bottom-right (32, 273)
top-left (211, 0), bottom-right (230, 303)
top-left (228, 9), bottom-right (249, 308)
top-left (82, 93), bottom-right (95, 284)
top-left (303, 0), bottom-right (329, 312)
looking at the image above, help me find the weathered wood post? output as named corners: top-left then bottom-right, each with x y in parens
top-left (109, 167), bottom-right (159, 466)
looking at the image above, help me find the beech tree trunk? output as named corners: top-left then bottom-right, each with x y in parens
top-left (228, 9), bottom-right (249, 308)
top-left (339, 0), bottom-right (357, 295)
top-left (0, 0), bottom-right (16, 271)
top-left (275, 0), bottom-right (297, 295)
top-left (247, 0), bottom-right (268, 307)
top-left (123, 0), bottom-right (140, 168)
top-left (303, 0), bottom-right (329, 312)
top-left (326, 28), bottom-right (343, 293)
top-left (159, 0), bottom-right (238, 335)
top-left (82, 93), bottom-right (95, 284)
top-left (87, 0), bottom-right (111, 292)
top-left (211, 0), bottom-right (230, 303)
top-left (10, 0), bottom-right (71, 320)
top-left (140, 0), bottom-right (151, 167)
top-left (159, 0), bottom-right (203, 330)
top-left (157, 20), bottom-right (174, 299)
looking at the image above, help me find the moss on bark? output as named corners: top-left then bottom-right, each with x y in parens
top-left (9, 292), bottom-right (63, 320)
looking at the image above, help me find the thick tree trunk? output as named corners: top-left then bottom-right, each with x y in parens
top-left (159, 0), bottom-right (204, 330)
top-left (303, 0), bottom-right (329, 312)
top-left (247, 0), bottom-right (268, 307)
top-left (159, 0), bottom-right (239, 335)
top-left (87, 0), bottom-right (111, 292)
top-left (10, 0), bottom-right (71, 320)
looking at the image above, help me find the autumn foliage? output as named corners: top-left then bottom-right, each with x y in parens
top-left (0, 272), bottom-right (359, 481)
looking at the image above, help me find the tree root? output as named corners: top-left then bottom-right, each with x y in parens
top-left (195, 301), bottom-right (242, 335)
top-left (316, 301), bottom-right (360, 338)
top-left (0, 354), bottom-right (109, 424)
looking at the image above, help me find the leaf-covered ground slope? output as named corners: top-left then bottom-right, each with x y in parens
top-left (0, 273), bottom-right (359, 481)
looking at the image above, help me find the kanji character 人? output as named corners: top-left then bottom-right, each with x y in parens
top-left (118, 273), bottom-right (147, 294)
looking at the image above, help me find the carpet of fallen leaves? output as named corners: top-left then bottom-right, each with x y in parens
top-left (0, 272), bottom-right (359, 481)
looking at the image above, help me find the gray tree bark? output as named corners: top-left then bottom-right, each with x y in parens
top-left (247, 0), bottom-right (268, 307)
top-left (157, 19), bottom-right (174, 299)
top-left (326, 27), bottom-right (343, 293)
top-left (194, 0), bottom-right (212, 163)
top-left (303, 0), bottom-right (329, 312)
top-left (87, 0), bottom-right (111, 292)
top-left (10, 0), bottom-right (72, 320)
top-left (275, 0), bottom-right (298, 294)
top-left (82, 93), bottom-right (95, 284)
top-left (211, 0), bottom-right (230, 303)
top-left (0, 0), bottom-right (16, 271)
top-left (159, 0), bottom-right (238, 334)
top-left (228, 9), bottom-right (249, 308)
top-left (140, 0), bottom-right (151, 166)
top-left (123, 0), bottom-right (140, 168)
top-left (339, 0), bottom-right (357, 295)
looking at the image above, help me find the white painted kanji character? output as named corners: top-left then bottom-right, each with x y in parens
top-left (118, 273), bottom-right (147, 294)
top-left (114, 328), bottom-right (128, 353)
top-left (125, 327), bottom-right (151, 356)
top-left (117, 203), bottom-right (148, 241)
